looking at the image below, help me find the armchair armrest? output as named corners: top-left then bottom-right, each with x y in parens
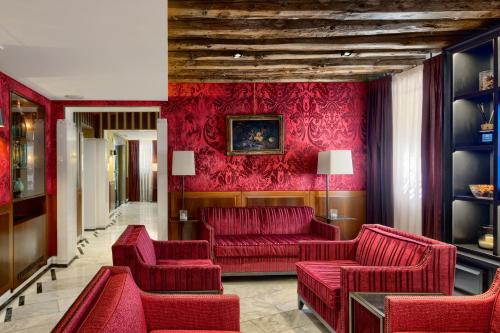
top-left (142, 294), bottom-right (240, 331)
top-left (199, 221), bottom-right (215, 256)
top-left (385, 295), bottom-right (495, 333)
top-left (153, 240), bottom-right (210, 260)
top-left (310, 218), bottom-right (340, 240)
top-left (299, 240), bottom-right (357, 261)
top-left (140, 263), bottom-right (222, 292)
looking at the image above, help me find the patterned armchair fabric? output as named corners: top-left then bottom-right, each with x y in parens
top-left (296, 224), bottom-right (457, 333)
top-left (112, 225), bottom-right (222, 293)
top-left (200, 206), bottom-right (339, 274)
top-left (386, 269), bottom-right (500, 333)
top-left (52, 266), bottom-right (240, 333)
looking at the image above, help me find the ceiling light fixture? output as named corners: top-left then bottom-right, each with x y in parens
top-left (233, 53), bottom-right (242, 59)
top-left (340, 50), bottom-right (353, 57)
top-left (0, 45), bottom-right (4, 50)
top-left (64, 94), bottom-right (84, 100)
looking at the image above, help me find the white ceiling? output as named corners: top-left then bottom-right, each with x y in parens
top-left (0, 0), bottom-right (167, 101)
top-left (111, 130), bottom-right (157, 141)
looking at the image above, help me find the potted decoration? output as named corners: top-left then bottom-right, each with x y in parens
top-left (477, 103), bottom-right (494, 144)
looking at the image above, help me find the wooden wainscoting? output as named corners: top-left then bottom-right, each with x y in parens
top-left (310, 191), bottom-right (366, 240)
top-left (169, 191), bottom-right (242, 219)
top-left (167, 190), bottom-right (366, 240)
top-left (242, 191), bottom-right (310, 207)
top-left (0, 203), bottom-right (13, 295)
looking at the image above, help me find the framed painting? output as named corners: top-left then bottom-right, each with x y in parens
top-left (226, 115), bottom-right (284, 155)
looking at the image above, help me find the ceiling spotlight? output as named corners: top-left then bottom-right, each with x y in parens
top-left (64, 94), bottom-right (84, 100)
top-left (233, 53), bottom-right (242, 58)
top-left (340, 50), bottom-right (353, 57)
top-left (0, 45), bottom-right (4, 50)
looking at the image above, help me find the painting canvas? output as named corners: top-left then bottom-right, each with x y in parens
top-left (227, 115), bottom-right (284, 155)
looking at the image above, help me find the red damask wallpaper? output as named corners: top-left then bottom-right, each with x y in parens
top-left (0, 72), bottom-right (57, 205)
top-left (166, 83), bottom-right (367, 191)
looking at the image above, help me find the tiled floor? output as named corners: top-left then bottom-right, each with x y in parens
top-left (0, 202), bottom-right (327, 333)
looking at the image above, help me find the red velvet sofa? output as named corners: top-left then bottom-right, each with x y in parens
top-left (52, 266), bottom-right (240, 333)
top-left (200, 206), bottom-right (339, 274)
top-left (112, 225), bottom-right (222, 293)
top-left (385, 268), bottom-right (500, 333)
top-left (296, 224), bottom-right (457, 333)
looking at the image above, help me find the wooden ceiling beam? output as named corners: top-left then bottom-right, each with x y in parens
top-left (168, 0), bottom-right (500, 20)
top-left (169, 19), bottom-right (493, 39)
top-left (168, 50), bottom-right (430, 61)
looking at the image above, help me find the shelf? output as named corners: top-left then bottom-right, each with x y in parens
top-left (454, 88), bottom-right (495, 101)
top-left (454, 195), bottom-right (493, 204)
top-left (457, 244), bottom-right (496, 258)
top-left (453, 145), bottom-right (493, 152)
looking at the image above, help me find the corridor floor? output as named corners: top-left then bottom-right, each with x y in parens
top-left (0, 202), bottom-right (327, 333)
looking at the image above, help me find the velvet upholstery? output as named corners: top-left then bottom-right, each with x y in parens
top-left (200, 207), bottom-right (340, 274)
top-left (385, 269), bottom-right (500, 333)
top-left (296, 224), bottom-right (456, 333)
top-left (112, 225), bottom-right (222, 293)
top-left (52, 267), bottom-right (240, 333)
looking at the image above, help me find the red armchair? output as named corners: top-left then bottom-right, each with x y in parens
top-left (296, 224), bottom-right (457, 333)
top-left (52, 266), bottom-right (240, 333)
top-left (200, 206), bottom-right (339, 274)
top-left (112, 225), bottom-right (222, 293)
top-left (385, 269), bottom-right (500, 333)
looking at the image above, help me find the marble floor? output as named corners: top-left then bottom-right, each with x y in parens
top-left (0, 202), bottom-right (327, 333)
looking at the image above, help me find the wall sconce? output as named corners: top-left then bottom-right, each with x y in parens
top-left (0, 108), bottom-right (4, 127)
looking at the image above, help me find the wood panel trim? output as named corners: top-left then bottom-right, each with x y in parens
top-left (169, 191), bottom-right (242, 218)
top-left (242, 190), bottom-right (310, 207)
top-left (0, 203), bottom-right (13, 295)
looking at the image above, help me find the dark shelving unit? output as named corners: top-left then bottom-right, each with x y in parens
top-left (444, 27), bottom-right (500, 294)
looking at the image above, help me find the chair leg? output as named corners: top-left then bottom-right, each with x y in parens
top-left (298, 297), bottom-right (304, 310)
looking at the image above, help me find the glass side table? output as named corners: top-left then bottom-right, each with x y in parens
top-left (349, 292), bottom-right (442, 333)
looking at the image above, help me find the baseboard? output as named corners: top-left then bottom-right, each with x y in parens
top-left (52, 255), bottom-right (78, 268)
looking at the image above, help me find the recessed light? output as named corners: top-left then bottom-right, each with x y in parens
top-left (64, 94), bottom-right (84, 100)
top-left (0, 45), bottom-right (4, 50)
top-left (234, 53), bottom-right (242, 58)
top-left (340, 50), bottom-right (353, 57)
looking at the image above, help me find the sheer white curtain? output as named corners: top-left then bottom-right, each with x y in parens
top-left (392, 66), bottom-right (423, 235)
top-left (139, 140), bottom-right (153, 202)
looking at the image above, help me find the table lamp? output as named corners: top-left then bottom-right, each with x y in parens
top-left (317, 150), bottom-right (353, 219)
top-left (172, 151), bottom-right (195, 220)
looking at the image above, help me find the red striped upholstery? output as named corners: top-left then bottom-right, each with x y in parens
top-left (112, 225), bottom-right (222, 293)
top-left (200, 207), bottom-right (340, 274)
top-left (52, 267), bottom-right (241, 333)
top-left (214, 234), bottom-right (328, 257)
top-left (355, 227), bottom-right (428, 266)
top-left (491, 285), bottom-right (500, 333)
top-left (296, 260), bottom-right (358, 308)
top-left (296, 224), bottom-right (457, 333)
top-left (202, 207), bottom-right (261, 236)
top-left (259, 206), bottom-right (314, 235)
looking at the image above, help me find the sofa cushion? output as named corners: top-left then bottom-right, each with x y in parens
top-left (214, 234), bottom-right (327, 258)
top-left (78, 272), bottom-right (147, 333)
top-left (355, 227), bottom-right (429, 267)
top-left (296, 260), bottom-right (359, 309)
top-left (202, 207), bottom-right (261, 236)
top-left (260, 206), bottom-right (314, 235)
top-left (157, 259), bottom-right (213, 266)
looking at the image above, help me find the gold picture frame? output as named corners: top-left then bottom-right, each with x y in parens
top-left (226, 115), bottom-right (284, 155)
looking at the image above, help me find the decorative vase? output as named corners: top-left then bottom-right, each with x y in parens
top-left (478, 226), bottom-right (494, 250)
top-left (13, 178), bottom-right (24, 197)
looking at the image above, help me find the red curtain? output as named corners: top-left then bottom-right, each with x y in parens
top-left (128, 140), bottom-right (140, 202)
top-left (152, 140), bottom-right (157, 202)
top-left (421, 55), bottom-right (443, 240)
top-left (366, 76), bottom-right (394, 227)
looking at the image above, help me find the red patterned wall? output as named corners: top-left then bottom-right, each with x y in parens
top-left (0, 72), bottom-right (57, 205)
top-left (166, 83), bottom-right (367, 191)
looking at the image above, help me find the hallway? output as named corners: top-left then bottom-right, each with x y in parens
top-left (0, 203), bottom-right (326, 333)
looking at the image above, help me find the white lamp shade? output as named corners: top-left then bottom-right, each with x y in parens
top-left (172, 151), bottom-right (196, 176)
top-left (317, 150), bottom-right (353, 175)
